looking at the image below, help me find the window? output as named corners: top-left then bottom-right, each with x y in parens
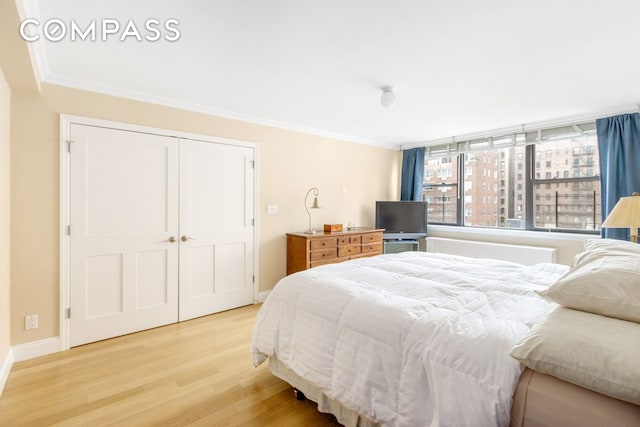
top-left (464, 147), bottom-right (523, 227)
top-left (421, 121), bottom-right (600, 233)
top-left (532, 130), bottom-right (600, 231)
top-left (437, 168), bottom-right (452, 178)
top-left (422, 154), bottom-right (459, 224)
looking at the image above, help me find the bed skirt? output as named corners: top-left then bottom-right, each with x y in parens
top-left (271, 357), bottom-right (640, 427)
top-left (269, 357), bottom-right (380, 427)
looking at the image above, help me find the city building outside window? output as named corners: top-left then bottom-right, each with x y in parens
top-left (420, 121), bottom-right (600, 233)
top-left (422, 153), bottom-right (459, 224)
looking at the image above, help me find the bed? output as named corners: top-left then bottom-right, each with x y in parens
top-left (251, 240), bottom-right (640, 427)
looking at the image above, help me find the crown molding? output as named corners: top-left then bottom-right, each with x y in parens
top-left (41, 72), bottom-right (400, 151)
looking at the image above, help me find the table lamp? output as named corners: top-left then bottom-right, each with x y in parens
top-left (304, 187), bottom-right (320, 234)
top-left (602, 192), bottom-right (640, 243)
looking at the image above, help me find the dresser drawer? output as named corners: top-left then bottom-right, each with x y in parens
top-left (286, 229), bottom-right (384, 275)
top-left (338, 244), bottom-right (361, 257)
top-left (310, 248), bottom-right (337, 261)
top-left (310, 237), bottom-right (337, 250)
top-left (338, 235), bottom-right (363, 245)
top-left (362, 242), bottom-right (382, 254)
top-left (362, 232), bottom-right (383, 244)
top-left (337, 236), bottom-right (350, 245)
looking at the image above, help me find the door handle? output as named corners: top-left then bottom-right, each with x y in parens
top-left (181, 236), bottom-right (195, 242)
top-left (165, 236), bottom-right (176, 243)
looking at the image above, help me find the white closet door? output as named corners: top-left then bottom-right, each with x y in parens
top-left (69, 124), bottom-right (179, 347)
top-left (178, 140), bottom-right (254, 321)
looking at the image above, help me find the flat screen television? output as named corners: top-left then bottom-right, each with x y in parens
top-left (375, 201), bottom-right (428, 240)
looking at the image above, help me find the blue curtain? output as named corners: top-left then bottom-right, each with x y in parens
top-left (400, 147), bottom-right (425, 201)
top-left (596, 113), bottom-right (640, 240)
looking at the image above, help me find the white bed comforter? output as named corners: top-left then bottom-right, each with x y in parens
top-left (251, 252), bottom-right (568, 427)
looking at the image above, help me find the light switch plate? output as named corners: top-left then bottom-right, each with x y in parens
top-left (266, 204), bottom-right (278, 215)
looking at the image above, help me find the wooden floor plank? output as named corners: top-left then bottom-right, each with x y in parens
top-left (0, 304), bottom-right (343, 426)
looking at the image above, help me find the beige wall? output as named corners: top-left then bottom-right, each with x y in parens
top-left (10, 83), bottom-right (400, 345)
top-left (0, 66), bottom-right (11, 368)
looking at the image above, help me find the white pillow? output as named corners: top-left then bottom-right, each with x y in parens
top-left (538, 240), bottom-right (640, 323)
top-left (572, 238), bottom-right (640, 266)
top-left (584, 238), bottom-right (640, 254)
top-left (510, 307), bottom-right (640, 405)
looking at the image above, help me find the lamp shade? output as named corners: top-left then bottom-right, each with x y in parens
top-left (602, 192), bottom-right (640, 228)
top-left (602, 192), bottom-right (640, 242)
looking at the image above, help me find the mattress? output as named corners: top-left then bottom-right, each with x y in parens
top-left (251, 251), bottom-right (569, 427)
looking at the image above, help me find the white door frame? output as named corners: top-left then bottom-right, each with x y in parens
top-left (59, 114), bottom-right (259, 351)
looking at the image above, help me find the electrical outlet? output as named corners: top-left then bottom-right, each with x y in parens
top-left (25, 314), bottom-right (38, 330)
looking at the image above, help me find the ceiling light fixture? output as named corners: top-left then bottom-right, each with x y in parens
top-left (380, 86), bottom-right (396, 108)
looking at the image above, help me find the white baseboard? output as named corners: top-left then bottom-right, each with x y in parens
top-left (0, 348), bottom-right (14, 396)
top-left (254, 291), bottom-right (271, 303)
top-left (12, 337), bottom-right (62, 362)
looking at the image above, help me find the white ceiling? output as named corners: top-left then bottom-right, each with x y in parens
top-left (19, 0), bottom-right (640, 148)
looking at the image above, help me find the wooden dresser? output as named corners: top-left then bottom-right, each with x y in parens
top-left (286, 228), bottom-right (384, 275)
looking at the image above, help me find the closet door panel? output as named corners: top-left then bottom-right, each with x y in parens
top-left (69, 124), bottom-right (179, 347)
top-left (68, 123), bottom-right (255, 345)
top-left (178, 140), bottom-right (254, 321)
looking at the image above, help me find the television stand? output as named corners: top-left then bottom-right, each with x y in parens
top-left (383, 239), bottom-right (419, 254)
top-left (382, 233), bottom-right (427, 254)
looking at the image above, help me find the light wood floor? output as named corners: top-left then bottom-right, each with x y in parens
top-left (0, 304), bottom-right (343, 426)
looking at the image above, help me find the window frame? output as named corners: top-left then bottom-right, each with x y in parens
top-left (422, 154), bottom-right (464, 226)
top-left (422, 132), bottom-right (601, 235)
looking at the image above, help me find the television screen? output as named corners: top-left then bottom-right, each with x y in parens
top-left (375, 201), bottom-right (428, 235)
